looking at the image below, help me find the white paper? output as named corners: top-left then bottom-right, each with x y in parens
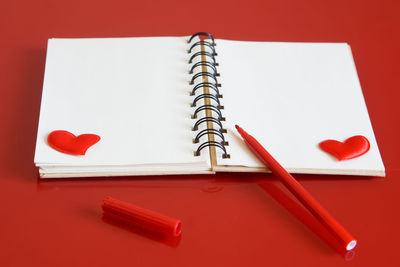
top-left (34, 36), bottom-right (210, 169)
top-left (215, 39), bottom-right (385, 175)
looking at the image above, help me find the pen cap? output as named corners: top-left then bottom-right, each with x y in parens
top-left (102, 196), bottom-right (182, 237)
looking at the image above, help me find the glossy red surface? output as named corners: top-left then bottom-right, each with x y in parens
top-left (1, 0), bottom-right (399, 266)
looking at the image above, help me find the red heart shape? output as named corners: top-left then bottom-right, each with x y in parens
top-left (319, 135), bottom-right (370, 161)
top-left (47, 130), bottom-right (101, 156)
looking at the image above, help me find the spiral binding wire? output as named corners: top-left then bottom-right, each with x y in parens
top-left (190, 82), bottom-right (222, 97)
top-left (188, 32), bottom-right (230, 158)
top-left (189, 61), bottom-right (219, 76)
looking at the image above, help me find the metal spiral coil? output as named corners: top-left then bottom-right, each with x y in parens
top-left (188, 32), bottom-right (230, 159)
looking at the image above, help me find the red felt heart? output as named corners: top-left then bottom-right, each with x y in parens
top-left (319, 135), bottom-right (370, 161)
top-left (47, 130), bottom-right (101, 156)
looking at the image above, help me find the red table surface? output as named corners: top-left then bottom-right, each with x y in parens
top-left (1, 0), bottom-right (399, 266)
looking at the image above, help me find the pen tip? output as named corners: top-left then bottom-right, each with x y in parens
top-left (235, 125), bottom-right (245, 136)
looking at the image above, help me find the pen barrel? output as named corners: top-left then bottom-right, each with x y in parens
top-left (102, 196), bottom-right (182, 237)
top-left (244, 136), bottom-right (357, 251)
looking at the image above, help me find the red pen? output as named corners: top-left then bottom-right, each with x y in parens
top-left (235, 125), bottom-right (357, 251)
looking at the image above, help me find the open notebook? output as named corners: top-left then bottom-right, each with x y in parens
top-left (34, 32), bottom-right (385, 178)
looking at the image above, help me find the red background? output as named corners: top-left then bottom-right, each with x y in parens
top-left (1, 0), bottom-right (399, 266)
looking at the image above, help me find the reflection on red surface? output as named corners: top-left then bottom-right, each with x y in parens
top-left (36, 175), bottom-right (356, 259)
top-left (102, 211), bottom-right (182, 248)
top-left (36, 176), bottom-right (223, 191)
top-left (258, 181), bottom-right (355, 261)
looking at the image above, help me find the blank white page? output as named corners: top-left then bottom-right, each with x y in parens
top-left (34, 37), bottom-right (210, 167)
top-left (216, 39), bottom-right (384, 176)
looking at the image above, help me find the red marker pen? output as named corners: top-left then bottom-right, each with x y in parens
top-left (235, 125), bottom-right (356, 251)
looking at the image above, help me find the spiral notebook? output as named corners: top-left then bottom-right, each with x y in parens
top-left (34, 32), bottom-right (385, 178)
